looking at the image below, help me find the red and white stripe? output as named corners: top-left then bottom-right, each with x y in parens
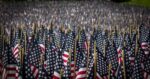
top-left (13, 44), bottom-right (19, 59)
top-left (44, 60), bottom-right (47, 70)
top-left (144, 71), bottom-right (150, 79)
top-left (71, 61), bottom-right (75, 77)
top-left (96, 72), bottom-right (102, 79)
top-left (2, 68), bottom-right (6, 79)
top-left (141, 42), bottom-right (148, 50)
top-left (141, 42), bottom-right (149, 55)
top-left (30, 65), bottom-right (39, 79)
top-left (111, 69), bottom-right (116, 76)
top-left (52, 71), bottom-right (61, 79)
top-left (38, 44), bottom-right (45, 54)
top-left (103, 75), bottom-right (108, 79)
top-left (84, 41), bottom-right (88, 51)
top-left (117, 47), bottom-right (123, 65)
top-left (6, 65), bottom-right (19, 79)
top-left (76, 68), bottom-right (87, 79)
top-left (62, 51), bottom-right (69, 66)
top-left (129, 57), bottom-right (135, 65)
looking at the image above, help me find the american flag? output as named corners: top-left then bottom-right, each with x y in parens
top-left (37, 27), bottom-right (46, 54)
top-left (132, 50), bottom-right (144, 79)
top-left (112, 31), bottom-right (125, 79)
top-left (60, 29), bottom-right (66, 50)
top-left (45, 29), bottom-right (57, 78)
top-left (139, 24), bottom-right (150, 79)
top-left (96, 30), bottom-right (104, 54)
top-left (2, 40), bottom-right (21, 79)
top-left (116, 64), bottom-right (123, 79)
top-left (62, 30), bottom-right (74, 79)
top-left (124, 33), bottom-right (132, 79)
top-left (24, 37), bottom-right (41, 79)
top-left (53, 49), bottom-right (63, 79)
top-left (75, 29), bottom-right (88, 79)
top-left (106, 42), bottom-right (118, 78)
top-left (96, 47), bottom-right (108, 79)
top-left (12, 29), bottom-right (20, 61)
top-left (70, 30), bottom-right (76, 78)
top-left (87, 31), bottom-right (96, 79)
top-left (139, 24), bottom-right (150, 55)
top-left (1, 42), bottom-right (9, 79)
top-left (75, 29), bottom-right (87, 71)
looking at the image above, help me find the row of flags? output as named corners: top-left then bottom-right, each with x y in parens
top-left (0, 24), bottom-right (150, 79)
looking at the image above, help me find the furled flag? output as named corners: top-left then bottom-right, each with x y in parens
top-left (124, 33), bottom-right (137, 78)
top-left (87, 29), bottom-right (96, 79)
top-left (1, 41), bottom-right (9, 79)
top-left (44, 29), bottom-right (57, 78)
top-left (139, 24), bottom-right (150, 55)
top-left (62, 30), bottom-right (74, 79)
top-left (53, 49), bottom-right (63, 79)
top-left (139, 24), bottom-right (150, 79)
top-left (76, 29), bottom-right (88, 79)
top-left (3, 39), bottom-right (20, 79)
top-left (106, 40), bottom-right (118, 78)
top-left (75, 29), bottom-right (87, 71)
top-left (132, 49), bottom-right (144, 79)
top-left (96, 47), bottom-right (108, 79)
top-left (24, 37), bottom-right (41, 79)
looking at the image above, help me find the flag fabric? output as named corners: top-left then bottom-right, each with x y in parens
top-left (124, 33), bottom-right (134, 78)
top-left (0, 33), bottom-right (3, 78)
top-left (106, 41), bottom-right (118, 78)
top-left (75, 29), bottom-right (87, 71)
top-left (132, 50), bottom-right (144, 79)
top-left (53, 49), bottom-right (63, 79)
top-left (139, 24), bottom-right (150, 55)
top-left (2, 40), bottom-right (20, 79)
top-left (52, 29), bottom-right (65, 79)
top-left (1, 42), bottom-right (9, 79)
top-left (62, 30), bottom-right (74, 79)
top-left (87, 31), bottom-right (96, 79)
top-left (96, 47), bottom-right (108, 79)
top-left (24, 37), bottom-right (41, 79)
top-left (75, 29), bottom-right (88, 79)
top-left (139, 24), bottom-right (150, 79)
top-left (45, 29), bottom-right (57, 78)
top-left (1, 24), bottom-right (150, 79)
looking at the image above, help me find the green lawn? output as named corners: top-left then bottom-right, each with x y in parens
top-left (127, 0), bottom-right (150, 8)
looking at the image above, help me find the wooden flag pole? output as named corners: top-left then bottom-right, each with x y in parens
top-left (60, 25), bottom-right (64, 77)
top-left (24, 30), bottom-right (27, 61)
top-left (129, 25), bottom-right (132, 38)
top-left (21, 25), bottom-right (25, 65)
top-left (86, 31), bottom-right (91, 78)
top-left (19, 26), bottom-right (22, 65)
top-left (122, 30), bottom-right (126, 79)
top-left (108, 62), bottom-right (112, 79)
top-left (73, 33), bottom-right (78, 79)
top-left (94, 41), bottom-right (97, 79)
top-left (135, 29), bottom-right (138, 56)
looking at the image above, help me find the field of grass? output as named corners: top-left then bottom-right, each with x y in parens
top-left (127, 0), bottom-right (150, 8)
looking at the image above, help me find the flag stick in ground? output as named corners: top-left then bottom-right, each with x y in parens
top-left (122, 30), bottom-right (126, 79)
top-left (135, 30), bottom-right (138, 56)
top-left (108, 62), bottom-right (112, 79)
top-left (73, 33), bottom-right (78, 79)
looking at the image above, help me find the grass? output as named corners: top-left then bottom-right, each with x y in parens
top-left (127, 0), bottom-right (150, 8)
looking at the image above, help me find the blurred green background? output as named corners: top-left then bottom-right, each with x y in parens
top-left (127, 0), bottom-right (150, 8)
top-left (1, 0), bottom-right (150, 8)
